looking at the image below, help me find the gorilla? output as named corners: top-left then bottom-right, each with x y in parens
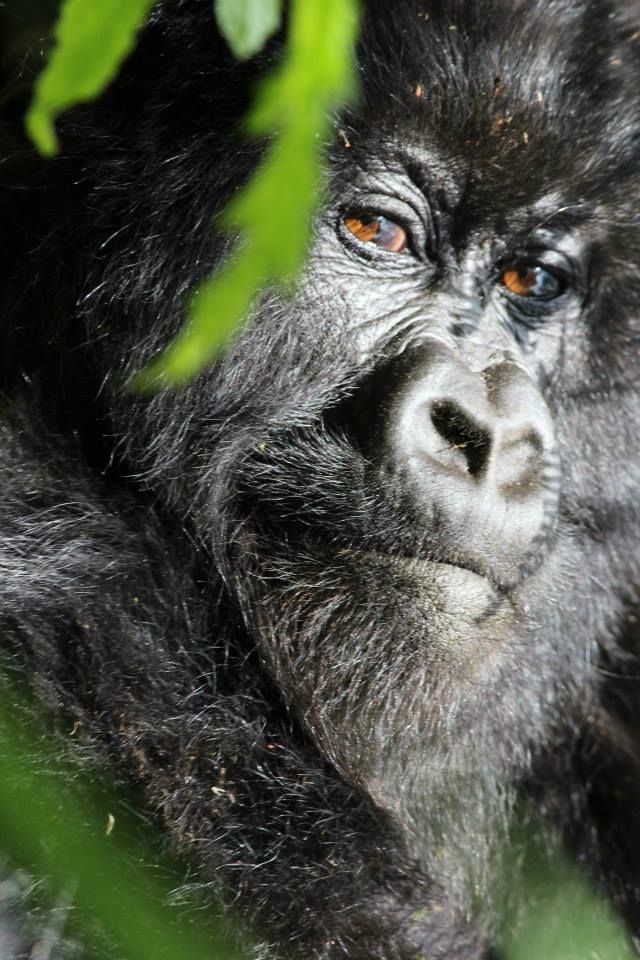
top-left (1, 0), bottom-right (640, 957)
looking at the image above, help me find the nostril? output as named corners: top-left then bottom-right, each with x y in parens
top-left (429, 399), bottom-right (492, 479)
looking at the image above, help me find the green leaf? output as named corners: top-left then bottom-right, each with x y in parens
top-left (139, 0), bottom-right (359, 387)
top-left (26, 0), bottom-right (156, 156)
top-left (214, 0), bottom-right (282, 61)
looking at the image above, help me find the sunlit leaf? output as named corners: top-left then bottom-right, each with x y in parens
top-left (214, 0), bottom-right (282, 61)
top-left (26, 0), bottom-right (155, 156)
top-left (139, 0), bottom-right (359, 388)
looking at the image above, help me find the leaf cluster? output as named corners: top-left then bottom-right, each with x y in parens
top-left (27, 0), bottom-right (359, 386)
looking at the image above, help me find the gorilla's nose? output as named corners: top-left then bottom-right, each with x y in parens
top-left (383, 342), bottom-right (558, 585)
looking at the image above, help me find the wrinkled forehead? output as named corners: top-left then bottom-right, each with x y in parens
top-left (357, 0), bottom-right (636, 107)
top-left (336, 0), bottom-right (640, 214)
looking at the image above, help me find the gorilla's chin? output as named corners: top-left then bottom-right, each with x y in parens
top-left (244, 545), bottom-right (518, 905)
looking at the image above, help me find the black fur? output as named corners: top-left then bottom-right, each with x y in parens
top-left (1, 0), bottom-right (640, 956)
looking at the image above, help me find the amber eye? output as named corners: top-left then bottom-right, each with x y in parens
top-left (343, 214), bottom-right (408, 254)
top-left (500, 264), bottom-right (563, 300)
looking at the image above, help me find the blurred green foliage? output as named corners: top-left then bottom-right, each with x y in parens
top-left (0, 690), bottom-right (247, 959)
top-left (500, 821), bottom-right (636, 960)
top-left (139, 0), bottom-right (359, 386)
top-left (26, 0), bottom-right (156, 155)
top-left (23, 0), bottom-right (359, 387)
top-left (214, 0), bottom-right (282, 61)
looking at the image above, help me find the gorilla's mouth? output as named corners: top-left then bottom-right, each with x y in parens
top-left (338, 549), bottom-right (510, 625)
top-left (346, 548), bottom-right (488, 582)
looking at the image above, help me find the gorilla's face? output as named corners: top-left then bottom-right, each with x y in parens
top-left (166, 1), bottom-right (640, 869)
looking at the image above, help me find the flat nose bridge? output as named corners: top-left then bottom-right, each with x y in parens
top-left (450, 302), bottom-right (516, 374)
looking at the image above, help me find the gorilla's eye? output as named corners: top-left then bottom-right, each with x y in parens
top-left (343, 214), bottom-right (408, 254)
top-left (500, 264), bottom-right (563, 300)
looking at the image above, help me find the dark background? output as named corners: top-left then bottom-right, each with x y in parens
top-left (1, 0), bottom-right (57, 125)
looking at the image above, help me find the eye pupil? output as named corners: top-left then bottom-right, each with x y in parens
top-left (343, 214), bottom-right (408, 254)
top-left (500, 264), bottom-right (562, 299)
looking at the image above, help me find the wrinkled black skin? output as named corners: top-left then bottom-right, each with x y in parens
top-left (2, 0), bottom-right (640, 957)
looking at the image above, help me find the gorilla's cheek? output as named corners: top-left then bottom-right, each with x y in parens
top-left (239, 545), bottom-right (519, 743)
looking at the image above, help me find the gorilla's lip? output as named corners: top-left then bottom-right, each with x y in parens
top-left (391, 553), bottom-right (490, 583)
top-left (340, 549), bottom-right (508, 623)
top-left (345, 549), bottom-right (491, 586)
